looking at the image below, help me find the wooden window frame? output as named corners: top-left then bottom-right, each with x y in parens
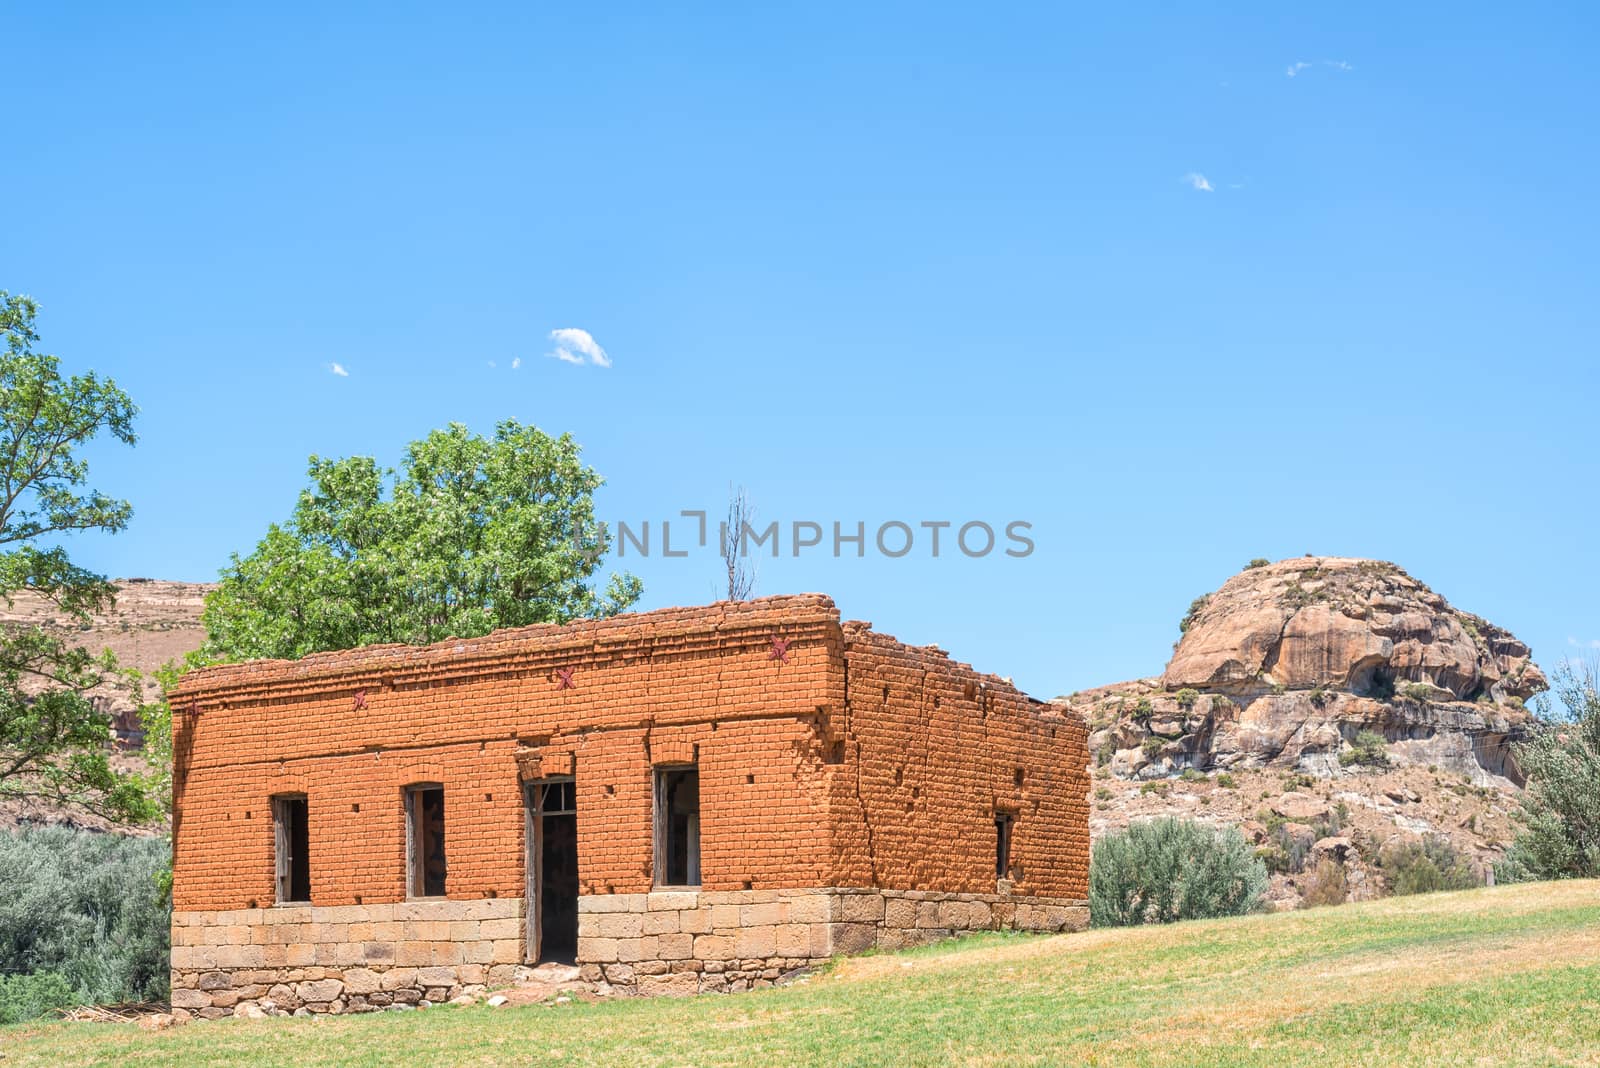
top-left (995, 810), bottom-right (1017, 880)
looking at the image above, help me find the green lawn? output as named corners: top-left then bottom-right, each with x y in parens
top-left (5, 881), bottom-right (1599, 1067)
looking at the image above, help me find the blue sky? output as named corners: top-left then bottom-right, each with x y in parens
top-left (4, 4), bottom-right (1596, 697)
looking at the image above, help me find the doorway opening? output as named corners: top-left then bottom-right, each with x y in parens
top-left (653, 765), bottom-right (701, 887)
top-left (525, 778), bottom-right (578, 963)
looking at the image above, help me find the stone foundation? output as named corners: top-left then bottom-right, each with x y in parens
top-left (170, 898), bottom-right (525, 1018)
top-left (576, 886), bottom-right (1088, 996)
top-left (173, 887), bottom-right (1088, 1013)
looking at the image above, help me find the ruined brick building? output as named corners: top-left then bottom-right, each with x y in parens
top-left (169, 595), bottom-right (1089, 1014)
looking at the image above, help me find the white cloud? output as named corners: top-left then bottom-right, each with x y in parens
top-left (329, 362), bottom-right (349, 377)
top-left (488, 360), bottom-right (497, 369)
top-left (1183, 172), bottom-right (1214, 192)
top-left (547, 327), bottom-right (612, 368)
top-left (1567, 637), bottom-right (1600, 649)
top-left (1288, 59), bottom-right (1351, 77)
top-left (511, 356), bottom-right (522, 370)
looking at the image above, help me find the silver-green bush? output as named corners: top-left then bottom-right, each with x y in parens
top-left (0, 826), bottom-right (170, 1018)
top-left (1090, 818), bottom-right (1268, 927)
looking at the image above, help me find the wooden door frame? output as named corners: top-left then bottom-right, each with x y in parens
top-left (524, 776), bottom-right (575, 963)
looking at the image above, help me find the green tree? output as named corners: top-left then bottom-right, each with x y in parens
top-left (202, 421), bottom-right (641, 661)
top-left (1498, 660), bottom-right (1600, 882)
top-left (0, 291), bottom-right (153, 823)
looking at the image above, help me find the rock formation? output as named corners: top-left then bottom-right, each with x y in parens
top-left (1063, 557), bottom-right (1547, 787)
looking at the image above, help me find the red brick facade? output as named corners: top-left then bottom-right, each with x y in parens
top-left (169, 595), bottom-right (1088, 1007)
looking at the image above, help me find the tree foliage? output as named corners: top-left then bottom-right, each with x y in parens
top-left (1090, 817), bottom-right (1267, 927)
top-left (0, 291), bottom-right (153, 823)
top-left (1498, 660), bottom-right (1600, 882)
top-left (202, 421), bottom-right (642, 661)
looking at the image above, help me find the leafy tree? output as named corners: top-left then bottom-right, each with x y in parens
top-left (1498, 661), bottom-right (1600, 882)
top-left (0, 291), bottom-right (153, 823)
top-left (1090, 818), bottom-right (1267, 926)
top-left (203, 421), bottom-right (641, 661)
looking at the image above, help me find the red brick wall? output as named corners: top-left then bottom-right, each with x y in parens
top-left (172, 597), bottom-right (844, 911)
top-left (828, 624), bottom-right (1090, 898)
top-left (171, 595), bottom-right (1088, 913)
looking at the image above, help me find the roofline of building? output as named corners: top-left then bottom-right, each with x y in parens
top-left (169, 592), bottom-right (1062, 717)
top-left (171, 594), bottom-right (842, 703)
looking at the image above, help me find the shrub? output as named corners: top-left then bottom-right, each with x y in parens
top-left (1174, 688), bottom-right (1200, 711)
top-left (0, 826), bottom-right (171, 1018)
top-left (1141, 738), bottom-right (1164, 760)
top-left (1403, 683), bottom-right (1435, 703)
top-left (1090, 818), bottom-right (1268, 927)
top-left (1308, 685), bottom-right (1331, 708)
top-left (1131, 697), bottom-right (1154, 722)
top-left (1498, 661), bottom-right (1600, 882)
top-left (1299, 859), bottom-right (1349, 909)
top-left (0, 971), bottom-right (78, 1025)
top-left (1140, 781), bottom-right (1170, 797)
top-left (1339, 730), bottom-right (1390, 768)
top-left (1179, 595), bottom-right (1210, 635)
top-left (1179, 768), bottom-right (1205, 783)
top-left (1095, 787), bottom-right (1112, 801)
top-left (1379, 836), bottom-right (1479, 896)
top-left (1258, 826), bottom-right (1308, 875)
top-left (1216, 773), bottom-right (1237, 790)
top-left (1245, 558), bottom-right (1270, 570)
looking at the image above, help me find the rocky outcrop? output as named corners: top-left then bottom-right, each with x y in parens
top-left (1164, 557), bottom-right (1545, 702)
top-left (1064, 557), bottom-right (1547, 787)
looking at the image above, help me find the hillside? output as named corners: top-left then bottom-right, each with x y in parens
top-left (7, 880), bottom-right (1598, 1066)
top-left (0, 579), bottom-right (211, 830)
top-left (1062, 556), bottom-right (1548, 906)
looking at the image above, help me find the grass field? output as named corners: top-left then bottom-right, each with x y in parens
top-left (4, 880), bottom-right (1598, 1067)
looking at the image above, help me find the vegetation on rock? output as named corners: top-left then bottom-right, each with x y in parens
top-left (1339, 729), bottom-right (1391, 768)
top-left (1378, 835), bottom-right (1479, 895)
